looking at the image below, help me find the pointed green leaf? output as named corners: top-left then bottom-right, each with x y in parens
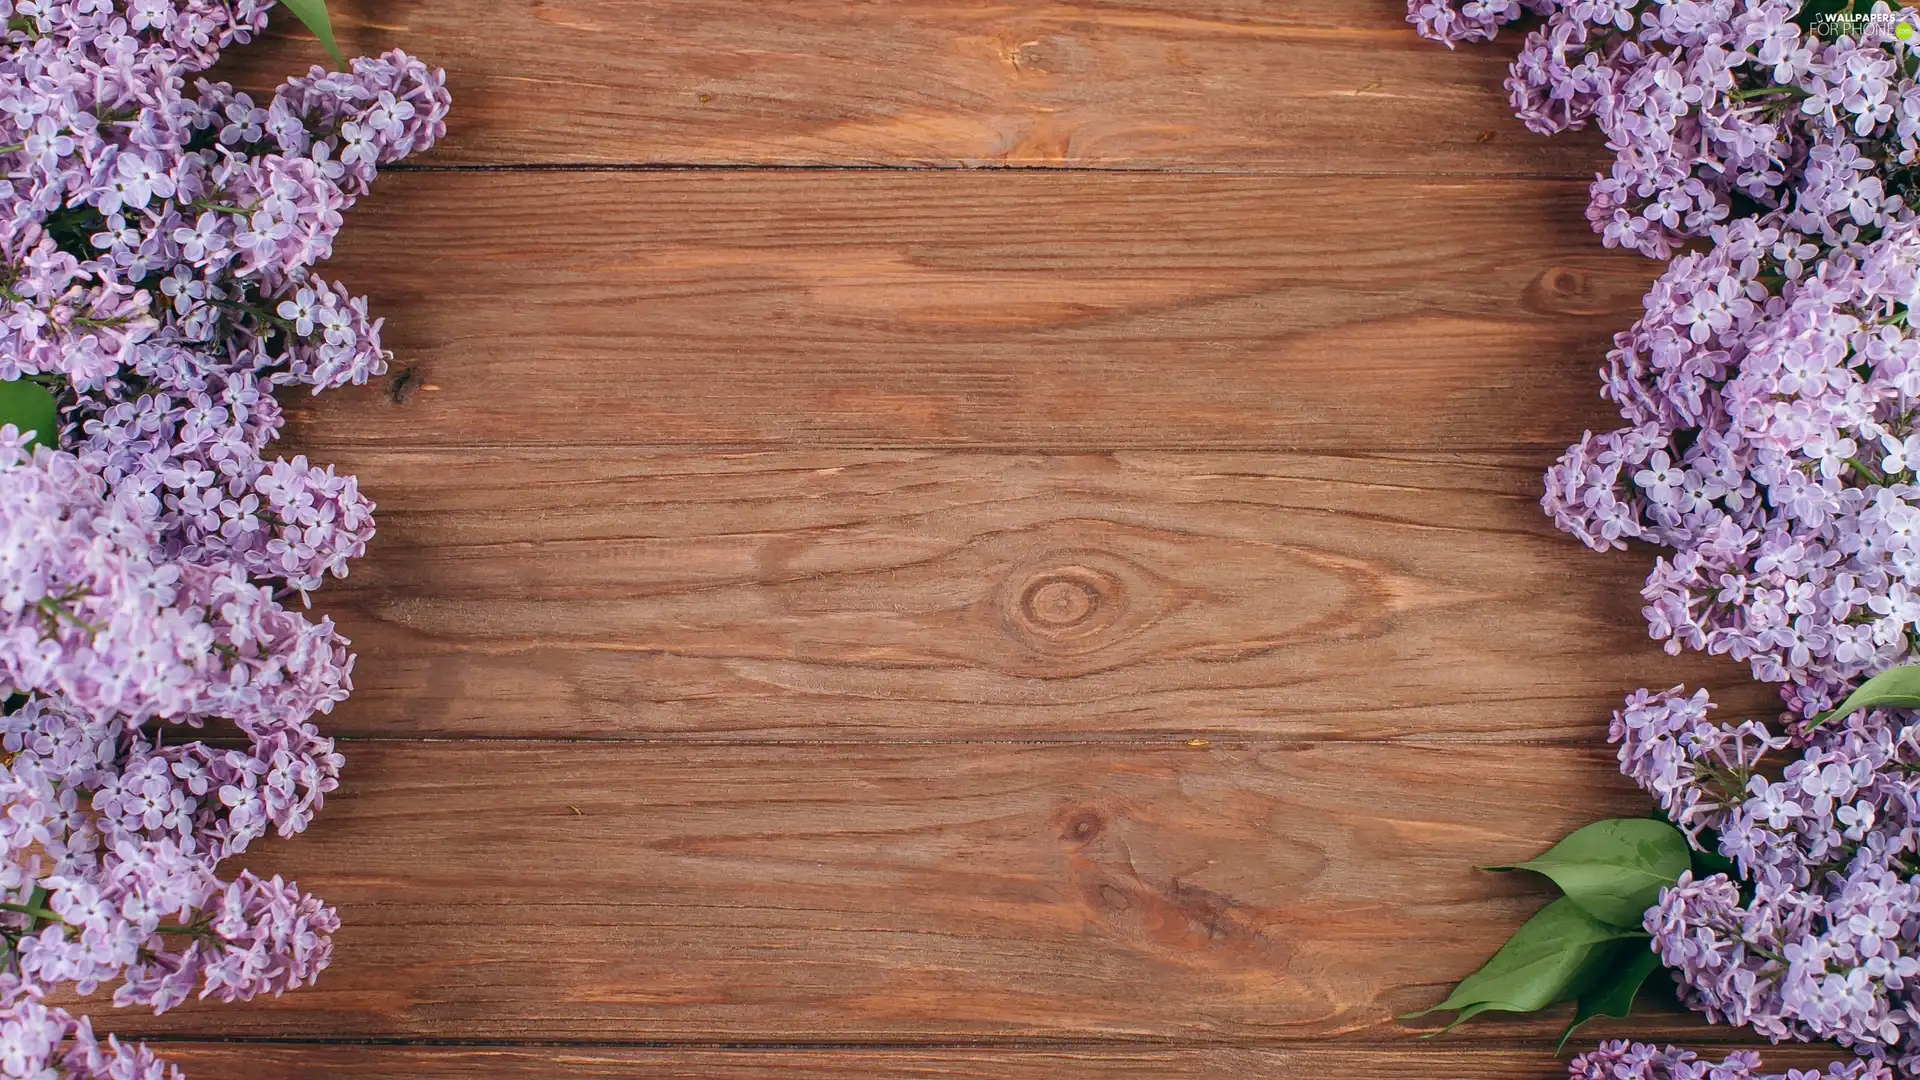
top-left (1557, 940), bottom-right (1662, 1052)
top-left (1402, 897), bottom-right (1644, 1028)
top-left (1812, 664), bottom-right (1920, 730)
top-left (1486, 818), bottom-right (1689, 928)
top-left (1419, 999), bottom-right (1508, 1037)
top-left (279, 0), bottom-right (344, 68)
top-left (0, 379), bottom-right (58, 450)
top-left (1445, 1001), bottom-right (1503, 1023)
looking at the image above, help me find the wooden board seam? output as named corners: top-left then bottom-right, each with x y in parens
top-left (375, 163), bottom-right (1605, 180)
top-left (125, 1036), bottom-right (1788, 1052)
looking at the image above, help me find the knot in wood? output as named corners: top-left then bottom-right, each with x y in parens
top-left (1542, 266), bottom-right (1588, 298)
top-left (1004, 563), bottom-right (1125, 650)
top-left (1523, 263), bottom-right (1629, 316)
top-left (1058, 807), bottom-right (1106, 845)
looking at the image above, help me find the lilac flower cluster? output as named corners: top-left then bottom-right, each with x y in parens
top-left (0, 977), bottom-right (183, 1080)
top-left (1611, 686), bottom-right (1920, 1066)
top-left (1410, 1), bottom-right (1920, 1077)
top-left (0, 1), bottom-right (447, 1075)
top-left (1571, 1042), bottom-right (1890, 1080)
top-left (1417, 0), bottom-right (1920, 714)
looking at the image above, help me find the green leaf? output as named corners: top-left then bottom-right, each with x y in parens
top-left (279, 0), bottom-right (344, 69)
top-left (1402, 897), bottom-right (1645, 1030)
top-left (1557, 940), bottom-right (1662, 1052)
top-left (1812, 664), bottom-right (1920, 730)
top-left (1486, 818), bottom-right (1690, 928)
top-left (0, 379), bottom-right (58, 450)
top-left (23, 885), bottom-right (47, 934)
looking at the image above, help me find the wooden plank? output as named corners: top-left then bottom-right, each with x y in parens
top-left (215, 1), bottom-right (1608, 173)
top-left (290, 171), bottom-right (1653, 452)
top-left (102, 741), bottom-right (1760, 1043)
top-left (151, 1043), bottom-right (1849, 1080)
top-left (303, 447), bottom-right (1774, 741)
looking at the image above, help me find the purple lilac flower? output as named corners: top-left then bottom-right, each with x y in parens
top-left (1412, 1), bottom-right (1920, 1075)
top-left (1570, 1041), bottom-right (1889, 1080)
top-left (0, 977), bottom-right (186, 1079)
top-left (1607, 687), bottom-right (1920, 1066)
top-left (0, 3), bottom-right (448, 1077)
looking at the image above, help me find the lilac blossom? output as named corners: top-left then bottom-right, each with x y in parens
top-left (1612, 687), bottom-right (1920, 1065)
top-left (1570, 1041), bottom-right (1889, 1080)
top-left (0, 1), bottom-right (447, 1076)
top-left (1411, 1), bottom-right (1920, 1076)
top-left (0, 978), bottom-right (184, 1080)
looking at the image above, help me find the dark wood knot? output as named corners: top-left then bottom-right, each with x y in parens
top-left (1541, 266), bottom-right (1588, 298)
top-left (1003, 563), bottom-right (1125, 651)
top-left (1521, 262), bottom-right (1647, 317)
top-left (1059, 807), bottom-right (1105, 845)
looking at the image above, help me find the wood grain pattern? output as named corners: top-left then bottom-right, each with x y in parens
top-left (302, 447), bottom-right (1775, 741)
top-left (288, 171), bottom-right (1653, 452)
top-left (80, 6), bottom-right (1775, 1078)
top-left (150, 1044), bottom-right (1851, 1080)
top-left (214, 1), bottom-right (1607, 173)
top-left (102, 741), bottom-right (1736, 1043)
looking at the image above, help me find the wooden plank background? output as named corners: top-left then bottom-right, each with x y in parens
top-left (92, 2), bottom-right (1838, 1077)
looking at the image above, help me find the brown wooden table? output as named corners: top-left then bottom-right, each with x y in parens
top-left (102, 3), bottom-right (1842, 1077)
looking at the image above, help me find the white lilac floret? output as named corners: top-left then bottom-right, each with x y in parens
top-left (0, 1), bottom-right (448, 1074)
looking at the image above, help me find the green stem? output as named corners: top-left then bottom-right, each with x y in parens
top-left (212, 297), bottom-right (295, 331)
top-left (189, 200), bottom-right (253, 218)
top-left (1729, 85), bottom-right (1813, 101)
top-left (0, 902), bottom-right (211, 936)
top-left (1849, 457), bottom-right (1889, 486)
top-left (36, 595), bottom-right (102, 636)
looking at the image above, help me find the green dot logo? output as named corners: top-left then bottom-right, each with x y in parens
top-left (1900, 22), bottom-right (1917, 40)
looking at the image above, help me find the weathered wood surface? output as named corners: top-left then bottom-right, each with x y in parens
top-left (152, 1044), bottom-right (1850, 1080)
top-left (216, 1), bottom-right (1607, 172)
top-left (105, 742), bottom-right (1736, 1043)
top-left (287, 172), bottom-right (1653, 453)
top-left (306, 448), bottom-right (1773, 741)
top-left (111, 2), bottom-right (1789, 1078)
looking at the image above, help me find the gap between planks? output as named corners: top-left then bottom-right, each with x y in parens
top-left (374, 164), bottom-right (1615, 179)
top-left (144, 1042), bottom-right (1855, 1080)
